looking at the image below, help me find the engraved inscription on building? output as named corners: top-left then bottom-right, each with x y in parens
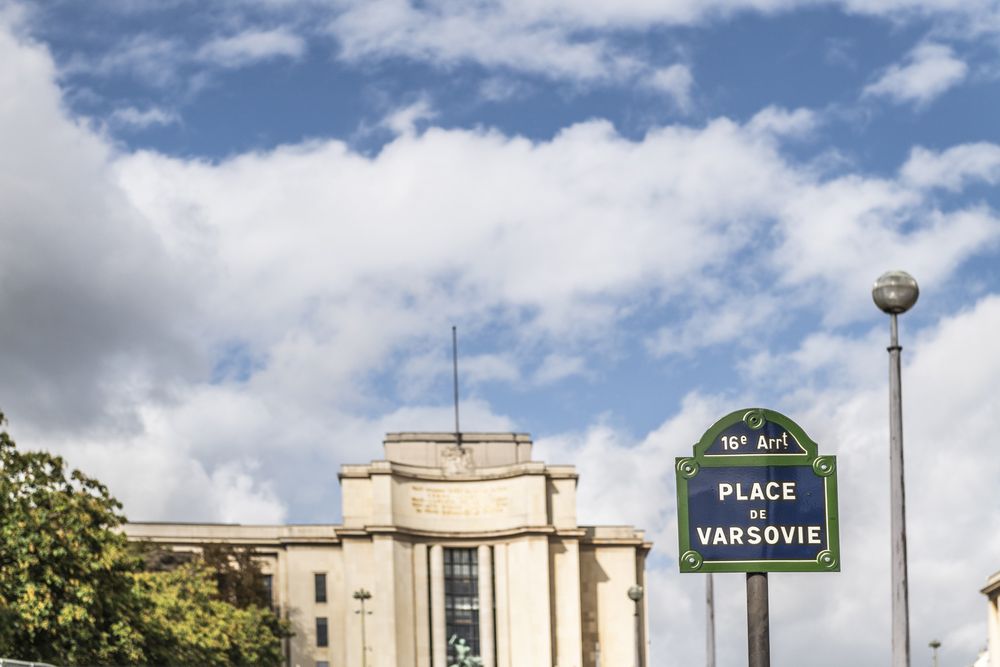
top-left (409, 484), bottom-right (511, 517)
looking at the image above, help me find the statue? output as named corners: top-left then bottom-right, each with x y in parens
top-left (448, 635), bottom-right (482, 667)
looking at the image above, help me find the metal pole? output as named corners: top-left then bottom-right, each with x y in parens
top-left (707, 574), bottom-right (716, 667)
top-left (354, 589), bottom-right (372, 667)
top-left (634, 603), bottom-right (641, 667)
top-left (628, 585), bottom-right (644, 667)
top-left (888, 313), bottom-right (911, 667)
top-left (747, 572), bottom-right (770, 667)
top-left (452, 325), bottom-right (460, 439)
top-left (360, 595), bottom-right (368, 667)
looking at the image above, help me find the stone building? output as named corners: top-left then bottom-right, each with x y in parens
top-left (984, 570), bottom-right (1000, 667)
top-left (125, 432), bottom-right (651, 667)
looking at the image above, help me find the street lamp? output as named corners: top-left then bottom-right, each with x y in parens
top-left (872, 270), bottom-right (919, 667)
top-left (353, 589), bottom-right (373, 667)
top-left (706, 574), bottom-right (716, 667)
top-left (929, 639), bottom-right (941, 667)
top-left (628, 585), bottom-right (644, 667)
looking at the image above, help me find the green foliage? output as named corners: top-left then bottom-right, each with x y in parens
top-left (0, 413), bottom-right (289, 665)
top-left (132, 541), bottom-right (196, 573)
top-left (0, 415), bottom-right (146, 665)
top-left (199, 543), bottom-right (273, 610)
top-left (137, 562), bottom-right (286, 667)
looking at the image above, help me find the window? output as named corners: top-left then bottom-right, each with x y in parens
top-left (444, 548), bottom-right (479, 660)
top-left (314, 572), bottom-right (327, 603)
top-left (316, 662), bottom-right (330, 667)
top-left (262, 574), bottom-right (273, 607)
top-left (316, 617), bottom-right (328, 647)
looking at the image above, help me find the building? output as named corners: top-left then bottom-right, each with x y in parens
top-left (125, 432), bottom-right (651, 667)
top-left (984, 571), bottom-right (1000, 667)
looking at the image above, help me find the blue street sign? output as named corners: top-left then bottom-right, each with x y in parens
top-left (676, 408), bottom-right (840, 573)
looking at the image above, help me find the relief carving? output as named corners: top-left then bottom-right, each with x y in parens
top-left (440, 444), bottom-right (475, 475)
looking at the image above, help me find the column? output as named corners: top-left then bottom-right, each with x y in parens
top-left (430, 544), bottom-right (447, 667)
top-left (372, 536), bottom-right (400, 667)
top-left (551, 538), bottom-right (582, 667)
top-left (493, 543), bottom-right (511, 667)
top-left (478, 545), bottom-right (495, 667)
top-left (413, 544), bottom-right (431, 667)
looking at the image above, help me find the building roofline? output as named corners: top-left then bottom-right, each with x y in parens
top-left (982, 570), bottom-right (1000, 596)
top-left (384, 432), bottom-right (532, 443)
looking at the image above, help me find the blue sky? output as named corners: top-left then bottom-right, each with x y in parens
top-left (2, 1), bottom-right (1000, 665)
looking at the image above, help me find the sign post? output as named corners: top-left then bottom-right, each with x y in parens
top-left (676, 408), bottom-right (840, 666)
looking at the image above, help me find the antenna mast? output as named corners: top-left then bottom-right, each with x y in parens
top-left (452, 326), bottom-right (461, 446)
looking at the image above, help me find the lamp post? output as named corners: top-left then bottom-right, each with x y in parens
top-left (707, 574), bottom-right (716, 667)
top-left (929, 639), bottom-right (941, 667)
top-left (628, 585), bottom-right (644, 667)
top-left (872, 270), bottom-right (919, 667)
top-left (353, 589), bottom-right (372, 667)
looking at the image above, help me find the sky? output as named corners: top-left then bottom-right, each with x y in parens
top-left (1, 0), bottom-right (999, 664)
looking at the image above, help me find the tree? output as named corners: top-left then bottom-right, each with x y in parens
top-left (0, 413), bottom-right (146, 665)
top-left (0, 413), bottom-right (289, 665)
top-left (199, 542), bottom-right (273, 610)
top-left (136, 562), bottom-right (286, 667)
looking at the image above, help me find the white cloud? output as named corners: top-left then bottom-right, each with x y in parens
top-left (645, 63), bottom-right (694, 111)
top-left (320, 1), bottom-right (1000, 97)
top-left (197, 27), bottom-right (306, 68)
top-left (462, 354), bottom-right (522, 385)
top-left (110, 105), bottom-right (180, 129)
top-left (478, 76), bottom-right (529, 102)
top-left (211, 463), bottom-right (287, 523)
top-left (13, 24), bottom-right (994, 517)
top-left (65, 33), bottom-right (184, 88)
top-left (532, 354), bottom-right (587, 385)
top-left (380, 97), bottom-right (438, 136)
top-left (747, 105), bottom-right (819, 138)
top-left (901, 143), bottom-right (1000, 192)
top-left (646, 294), bottom-right (784, 357)
top-left (58, 26), bottom-right (304, 95)
top-left (330, 1), bottom-right (642, 84)
top-left (863, 42), bottom-right (968, 107)
top-left (0, 22), bottom-right (197, 431)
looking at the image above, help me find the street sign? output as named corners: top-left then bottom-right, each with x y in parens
top-left (676, 408), bottom-right (840, 573)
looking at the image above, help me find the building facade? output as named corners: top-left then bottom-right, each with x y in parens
top-left (984, 571), bottom-right (1000, 667)
top-left (125, 432), bottom-right (651, 667)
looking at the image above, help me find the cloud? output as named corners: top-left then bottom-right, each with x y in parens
top-left (197, 27), bottom-right (306, 68)
top-left (329, 1), bottom-right (643, 84)
top-left (321, 1), bottom-right (1000, 98)
top-left (3, 3), bottom-right (1000, 614)
top-left (646, 294), bottom-right (784, 357)
top-left (863, 42), bottom-right (968, 107)
top-left (0, 22), bottom-right (198, 432)
top-left (478, 76), bottom-right (530, 102)
top-left (531, 354), bottom-right (587, 385)
top-left (746, 105), bottom-right (818, 138)
top-left (110, 105), bottom-right (181, 129)
top-left (380, 97), bottom-right (438, 136)
top-left (66, 33), bottom-right (184, 88)
top-left (900, 142), bottom-right (1000, 192)
top-left (644, 63), bottom-right (694, 111)
top-left (58, 25), bottom-right (304, 98)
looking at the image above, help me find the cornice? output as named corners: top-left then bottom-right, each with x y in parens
top-left (339, 460), bottom-right (576, 482)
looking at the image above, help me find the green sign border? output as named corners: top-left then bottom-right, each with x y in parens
top-left (676, 408), bottom-right (840, 573)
